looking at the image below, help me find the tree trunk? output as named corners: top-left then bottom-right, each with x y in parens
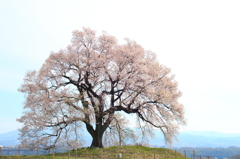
top-left (90, 130), bottom-right (104, 148)
top-left (85, 112), bottom-right (113, 148)
top-left (85, 120), bottom-right (105, 148)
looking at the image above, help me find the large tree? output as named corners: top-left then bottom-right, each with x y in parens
top-left (17, 27), bottom-right (186, 148)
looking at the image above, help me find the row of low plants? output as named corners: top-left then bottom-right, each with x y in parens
top-left (0, 146), bottom-right (186, 159)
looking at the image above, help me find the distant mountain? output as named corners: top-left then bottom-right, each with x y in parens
top-left (150, 130), bottom-right (240, 148)
top-left (174, 134), bottom-right (240, 147)
top-left (1, 130), bottom-right (240, 148)
top-left (0, 130), bottom-right (92, 147)
top-left (0, 130), bottom-right (20, 146)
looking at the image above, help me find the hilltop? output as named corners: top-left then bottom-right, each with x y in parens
top-left (0, 146), bottom-right (184, 159)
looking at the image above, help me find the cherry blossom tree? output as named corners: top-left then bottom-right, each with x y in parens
top-left (17, 27), bottom-right (186, 148)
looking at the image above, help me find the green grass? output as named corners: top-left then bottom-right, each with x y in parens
top-left (0, 146), bottom-right (187, 159)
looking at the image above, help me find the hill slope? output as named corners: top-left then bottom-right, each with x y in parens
top-left (0, 146), bottom-right (184, 159)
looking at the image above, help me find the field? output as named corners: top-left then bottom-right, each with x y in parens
top-left (0, 146), bottom-right (186, 159)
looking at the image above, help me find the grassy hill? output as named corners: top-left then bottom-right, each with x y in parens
top-left (0, 146), bottom-right (186, 159)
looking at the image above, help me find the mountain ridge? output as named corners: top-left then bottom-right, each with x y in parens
top-left (1, 130), bottom-right (240, 147)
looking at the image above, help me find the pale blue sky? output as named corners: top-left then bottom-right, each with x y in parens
top-left (0, 0), bottom-right (240, 134)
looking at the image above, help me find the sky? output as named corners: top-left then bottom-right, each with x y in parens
top-left (0, 0), bottom-right (240, 135)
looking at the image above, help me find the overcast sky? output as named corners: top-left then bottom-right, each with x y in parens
top-left (0, 0), bottom-right (240, 134)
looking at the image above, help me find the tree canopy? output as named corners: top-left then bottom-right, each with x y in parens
top-left (17, 27), bottom-right (186, 149)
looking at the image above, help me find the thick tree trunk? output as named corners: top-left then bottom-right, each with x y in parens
top-left (90, 131), bottom-right (104, 148)
top-left (85, 119), bottom-right (105, 148)
top-left (85, 111), bottom-right (113, 148)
